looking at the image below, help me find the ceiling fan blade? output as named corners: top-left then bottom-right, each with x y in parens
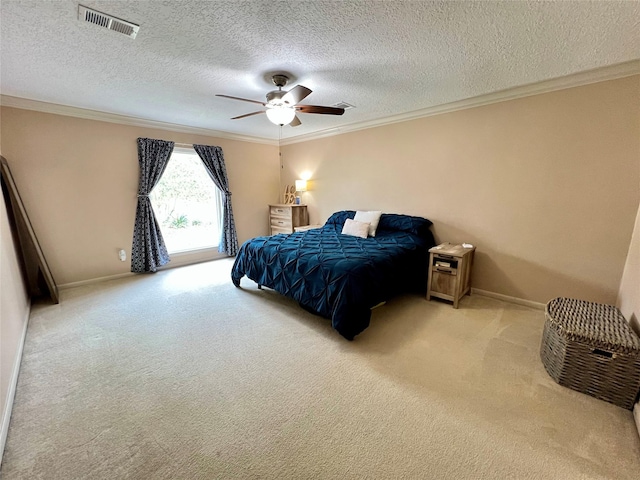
top-left (282, 85), bottom-right (312, 106)
top-left (216, 94), bottom-right (266, 106)
top-left (289, 115), bottom-right (302, 127)
top-left (296, 105), bottom-right (345, 115)
top-left (231, 111), bottom-right (265, 120)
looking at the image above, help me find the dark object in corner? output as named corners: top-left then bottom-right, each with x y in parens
top-left (1, 156), bottom-right (59, 304)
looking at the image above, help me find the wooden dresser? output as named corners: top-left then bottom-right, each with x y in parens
top-left (269, 204), bottom-right (309, 235)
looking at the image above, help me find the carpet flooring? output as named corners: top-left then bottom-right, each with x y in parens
top-left (1, 258), bottom-right (639, 479)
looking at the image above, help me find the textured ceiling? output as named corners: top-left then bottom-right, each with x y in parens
top-left (1, 1), bottom-right (639, 141)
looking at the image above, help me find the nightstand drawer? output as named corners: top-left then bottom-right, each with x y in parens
top-left (430, 270), bottom-right (457, 297)
top-left (270, 206), bottom-right (291, 217)
top-left (433, 266), bottom-right (457, 276)
top-left (270, 217), bottom-right (292, 228)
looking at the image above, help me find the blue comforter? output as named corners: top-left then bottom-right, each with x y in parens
top-left (231, 211), bottom-right (435, 340)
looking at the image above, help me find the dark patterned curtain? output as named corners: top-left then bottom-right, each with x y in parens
top-left (131, 138), bottom-right (174, 272)
top-left (192, 144), bottom-right (239, 256)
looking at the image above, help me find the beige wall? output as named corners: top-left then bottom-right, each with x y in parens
top-left (0, 134), bottom-right (31, 456)
top-left (0, 107), bottom-right (280, 285)
top-left (281, 76), bottom-right (640, 305)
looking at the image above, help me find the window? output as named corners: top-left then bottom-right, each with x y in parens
top-left (150, 147), bottom-right (223, 254)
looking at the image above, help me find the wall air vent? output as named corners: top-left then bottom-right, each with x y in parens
top-left (78, 5), bottom-right (139, 39)
top-left (332, 102), bottom-right (355, 110)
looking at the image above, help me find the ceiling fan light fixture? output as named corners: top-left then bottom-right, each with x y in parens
top-left (265, 105), bottom-right (296, 126)
top-left (218, 75), bottom-right (341, 127)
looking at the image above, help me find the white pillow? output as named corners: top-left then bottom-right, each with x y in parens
top-left (354, 210), bottom-right (382, 237)
top-left (341, 218), bottom-right (370, 238)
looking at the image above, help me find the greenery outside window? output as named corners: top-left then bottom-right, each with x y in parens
top-left (150, 147), bottom-right (223, 254)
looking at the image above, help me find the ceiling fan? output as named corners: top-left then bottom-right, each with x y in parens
top-left (216, 74), bottom-right (345, 127)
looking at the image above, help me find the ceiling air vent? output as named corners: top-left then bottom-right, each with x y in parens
top-left (78, 5), bottom-right (139, 39)
top-left (332, 102), bottom-right (355, 110)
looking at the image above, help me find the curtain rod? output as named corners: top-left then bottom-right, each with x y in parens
top-left (174, 142), bottom-right (194, 148)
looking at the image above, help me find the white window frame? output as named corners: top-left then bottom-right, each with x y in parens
top-left (151, 146), bottom-right (225, 265)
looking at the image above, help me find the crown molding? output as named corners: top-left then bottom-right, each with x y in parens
top-left (0, 96), bottom-right (278, 146)
top-left (3, 59), bottom-right (638, 148)
top-left (280, 59), bottom-right (640, 146)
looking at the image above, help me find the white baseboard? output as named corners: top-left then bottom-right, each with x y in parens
top-left (157, 250), bottom-right (227, 271)
top-left (59, 252), bottom-right (229, 290)
top-left (1, 303), bottom-right (30, 464)
top-left (58, 271), bottom-right (135, 290)
top-left (471, 288), bottom-right (545, 310)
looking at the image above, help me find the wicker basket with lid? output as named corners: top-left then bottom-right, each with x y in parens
top-left (540, 297), bottom-right (640, 409)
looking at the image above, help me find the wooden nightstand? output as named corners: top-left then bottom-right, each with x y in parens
top-left (426, 243), bottom-right (475, 308)
top-left (269, 204), bottom-right (309, 235)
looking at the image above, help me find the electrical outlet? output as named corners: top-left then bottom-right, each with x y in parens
top-left (118, 249), bottom-right (126, 261)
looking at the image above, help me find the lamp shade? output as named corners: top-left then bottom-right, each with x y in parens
top-left (265, 106), bottom-right (296, 126)
top-left (295, 179), bottom-right (307, 192)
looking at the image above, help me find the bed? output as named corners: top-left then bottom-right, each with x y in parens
top-left (231, 210), bottom-right (436, 340)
